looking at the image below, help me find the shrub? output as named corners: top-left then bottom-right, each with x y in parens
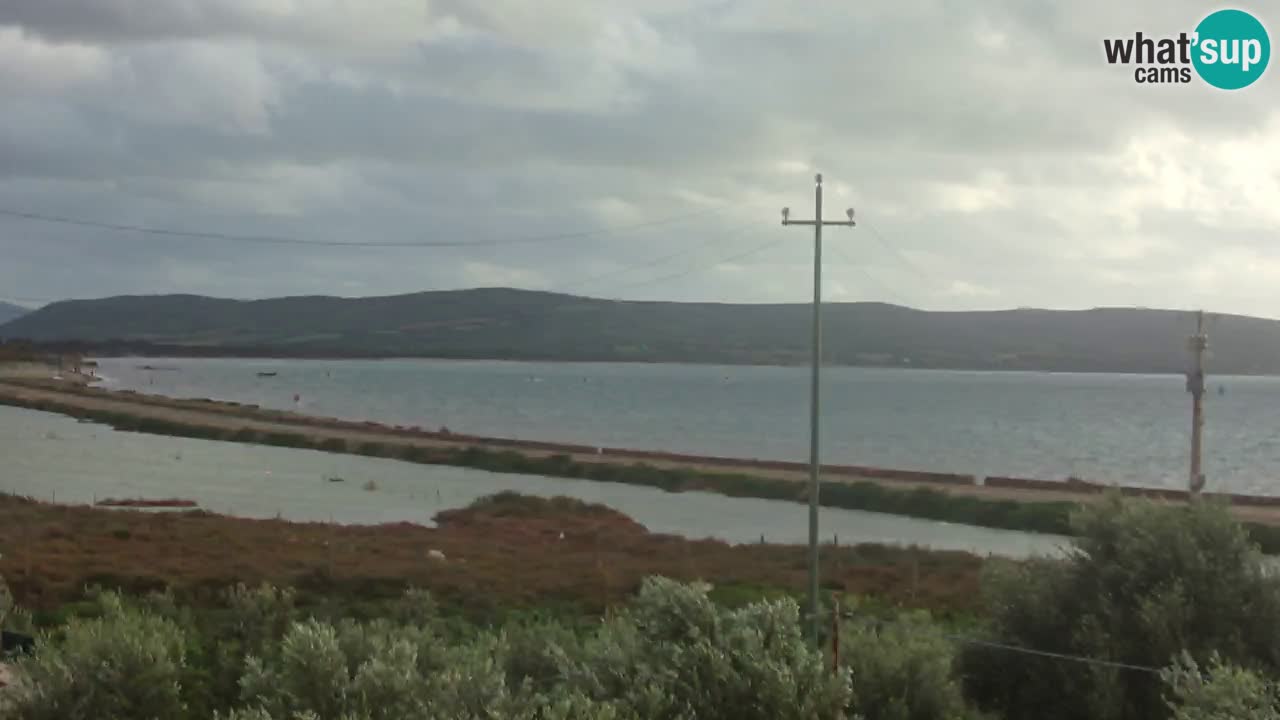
top-left (230, 428), bottom-right (259, 443)
top-left (316, 438), bottom-right (347, 454)
top-left (501, 618), bottom-right (582, 692)
top-left (840, 610), bottom-right (969, 720)
top-left (196, 578), bottom-right (851, 719)
top-left (8, 592), bottom-right (191, 720)
top-left (259, 432), bottom-right (309, 449)
top-left (568, 577), bottom-right (852, 720)
top-left (960, 495), bottom-right (1280, 720)
top-left (397, 445), bottom-right (432, 463)
top-left (230, 614), bottom-right (609, 720)
top-left (1163, 653), bottom-right (1280, 720)
top-left (354, 441), bottom-right (389, 457)
top-left (5, 606), bottom-right (34, 635)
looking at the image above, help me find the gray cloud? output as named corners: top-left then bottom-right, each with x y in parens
top-left (0, 0), bottom-right (1278, 319)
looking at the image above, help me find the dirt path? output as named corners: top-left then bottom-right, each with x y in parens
top-left (4, 377), bottom-right (1280, 526)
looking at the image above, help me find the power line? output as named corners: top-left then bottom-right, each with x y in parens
top-left (858, 216), bottom-right (933, 282)
top-left (4, 227), bottom-right (770, 304)
top-left (826, 243), bottom-right (914, 307)
top-left (1, 230), bottom-right (776, 306)
top-left (561, 218), bottom-right (761, 292)
top-left (842, 612), bottom-right (1160, 674)
top-left (602, 229), bottom-right (783, 295)
top-left (0, 204), bottom-right (797, 301)
top-left (940, 634), bottom-right (1160, 674)
top-left (0, 205), bottom-right (722, 249)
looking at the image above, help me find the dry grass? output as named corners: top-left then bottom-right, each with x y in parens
top-left (0, 492), bottom-right (982, 619)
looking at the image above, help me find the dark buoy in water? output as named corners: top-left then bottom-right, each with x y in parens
top-left (1219, 385), bottom-right (1226, 396)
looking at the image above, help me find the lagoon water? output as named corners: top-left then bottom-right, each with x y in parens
top-left (96, 357), bottom-right (1280, 495)
top-left (0, 406), bottom-right (1064, 557)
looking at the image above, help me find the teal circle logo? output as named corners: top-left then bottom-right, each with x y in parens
top-left (1193, 9), bottom-right (1270, 89)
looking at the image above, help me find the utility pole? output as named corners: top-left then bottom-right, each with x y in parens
top-left (781, 173), bottom-right (855, 644)
top-left (1187, 310), bottom-right (1208, 495)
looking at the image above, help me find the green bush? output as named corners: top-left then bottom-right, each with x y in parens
top-left (259, 432), bottom-right (308, 449)
top-left (567, 577), bottom-right (852, 720)
top-left (960, 495), bottom-right (1280, 720)
top-left (8, 593), bottom-right (192, 720)
top-left (316, 438), bottom-right (347, 454)
top-left (11, 579), bottom-right (858, 720)
top-left (840, 610), bottom-right (969, 720)
top-left (354, 441), bottom-right (390, 457)
top-left (230, 427), bottom-right (259, 443)
top-left (1163, 653), bottom-right (1280, 720)
top-left (1243, 522), bottom-right (1280, 555)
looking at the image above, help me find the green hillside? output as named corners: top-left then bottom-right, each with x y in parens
top-left (0, 287), bottom-right (1267, 373)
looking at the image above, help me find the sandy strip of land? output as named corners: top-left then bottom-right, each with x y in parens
top-left (3, 375), bottom-right (1279, 526)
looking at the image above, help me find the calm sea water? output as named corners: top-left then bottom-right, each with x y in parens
top-left (95, 357), bottom-right (1280, 495)
top-left (0, 406), bottom-right (1064, 557)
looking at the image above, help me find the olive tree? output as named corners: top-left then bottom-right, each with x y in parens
top-left (840, 610), bottom-right (970, 720)
top-left (568, 577), bottom-right (853, 720)
top-left (8, 592), bottom-right (192, 720)
top-left (961, 495), bottom-right (1280, 720)
top-left (1163, 653), bottom-right (1280, 720)
top-left (12, 578), bottom-right (859, 719)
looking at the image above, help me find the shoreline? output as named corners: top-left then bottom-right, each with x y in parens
top-left (6, 375), bottom-right (1280, 545)
top-left (13, 346), bottom-right (1272, 377)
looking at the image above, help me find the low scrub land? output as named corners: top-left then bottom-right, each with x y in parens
top-left (0, 492), bottom-right (981, 619)
top-left (5, 493), bottom-right (1280, 719)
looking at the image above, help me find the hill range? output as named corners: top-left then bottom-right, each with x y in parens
top-left (0, 300), bottom-right (28, 325)
top-left (0, 288), bottom-right (1269, 374)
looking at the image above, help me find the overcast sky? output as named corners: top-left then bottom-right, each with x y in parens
top-left (1, 1), bottom-right (1277, 315)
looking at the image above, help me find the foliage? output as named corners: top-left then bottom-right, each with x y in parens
top-left (568, 577), bottom-right (852, 720)
top-left (960, 495), bottom-right (1280, 720)
top-left (840, 609), bottom-right (969, 720)
top-left (8, 592), bottom-right (192, 720)
top-left (1162, 653), bottom-right (1280, 720)
top-left (10, 578), bottom-right (855, 720)
top-left (16, 496), bottom-right (1280, 720)
top-left (0, 490), bottom-right (983, 623)
top-left (5, 605), bottom-right (35, 635)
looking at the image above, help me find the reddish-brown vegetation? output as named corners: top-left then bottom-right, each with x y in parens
top-left (0, 492), bottom-right (982, 617)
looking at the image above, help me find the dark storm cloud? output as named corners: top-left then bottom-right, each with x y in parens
top-left (0, 0), bottom-right (1278, 316)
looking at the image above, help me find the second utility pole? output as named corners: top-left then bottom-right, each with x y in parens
top-left (1187, 310), bottom-right (1208, 495)
top-left (782, 173), bottom-right (855, 644)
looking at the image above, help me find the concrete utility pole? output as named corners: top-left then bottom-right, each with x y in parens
top-left (1187, 310), bottom-right (1208, 495)
top-left (781, 173), bottom-right (855, 644)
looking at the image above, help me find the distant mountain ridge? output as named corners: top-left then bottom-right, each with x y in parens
top-left (0, 301), bottom-right (28, 325)
top-left (0, 287), bottom-right (1273, 374)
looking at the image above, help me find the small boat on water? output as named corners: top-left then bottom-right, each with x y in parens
top-left (257, 371), bottom-right (278, 377)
